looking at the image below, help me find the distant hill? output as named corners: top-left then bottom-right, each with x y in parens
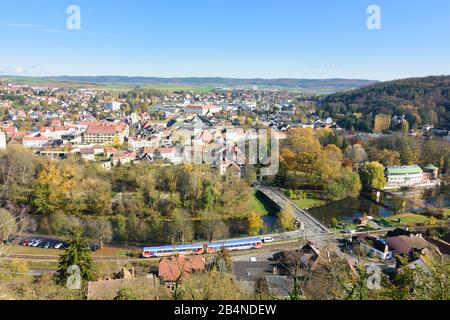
top-left (0, 76), bottom-right (377, 94)
top-left (318, 75), bottom-right (450, 131)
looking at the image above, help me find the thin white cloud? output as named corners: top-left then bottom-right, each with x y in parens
top-left (43, 28), bottom-right (104, 36)
top-left (1, 22), bottom-right (49, 28)
top-left (1, 22), bottom-right (104, 36)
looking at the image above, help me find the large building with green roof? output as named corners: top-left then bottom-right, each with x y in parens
top-left (385, 165), bottom-right (424, 188)
top-left (385, 165), bottom-right (439, 189)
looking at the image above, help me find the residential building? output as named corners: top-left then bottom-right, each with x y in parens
top-left (358, 236), bottom-right (394, 260)
top-left (22, 136), bottom-right (49, 149)
top-left (84, 122), bottom-right (129, 145)
top-left (158, 256), bottom-right (205, 291)
top-left (79, 147), bottom-right (96, 161)
top-left (386, 234), bottom-right (431, 255)
top-left (104, 101), bottom-right (122, 111)
top-left (184, 105), bottom-right (221, 116)
top-left (128, 136), bottom-right (160, 150)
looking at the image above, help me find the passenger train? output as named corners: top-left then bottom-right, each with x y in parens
top-left (142, 237), bottom-right (263, 258)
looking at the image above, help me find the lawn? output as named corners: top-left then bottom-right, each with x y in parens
top-left (2, 245), bottom-right (62, 256)
top-left (2, 244), bottom-right (137, 258)
top-left (443, 208), bottom-right (450, 217)
top-left (381, 213), bottom-right (429, 226)
top-left (287, 191), bottom-right (325, 209)
top-left (250, 190), bottom-right (278, 216)
top-left (293, 197), bottom-right (325, 209)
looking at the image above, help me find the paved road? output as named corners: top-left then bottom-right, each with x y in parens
top-left (258, 186), bottom-right (333, 241)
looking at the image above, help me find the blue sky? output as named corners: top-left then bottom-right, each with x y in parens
top-left (0, 0), bottom-right (449, 80)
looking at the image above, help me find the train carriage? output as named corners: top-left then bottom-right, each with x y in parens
top-left (142, 243), bottom-right (204, 258)
top-left (206, 237), bottom-right (263, 253)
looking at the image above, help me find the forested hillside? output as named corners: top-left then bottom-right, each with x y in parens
top-left (317, 76), bottom-right (450, 132)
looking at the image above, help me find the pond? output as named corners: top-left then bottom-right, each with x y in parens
top-left (309, 184), bottom-right (449, 226)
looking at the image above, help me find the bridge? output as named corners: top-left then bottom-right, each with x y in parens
top-left (258, 186), bottom-right (333, 241)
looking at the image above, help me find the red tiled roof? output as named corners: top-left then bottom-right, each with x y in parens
top-left (158, 256), bottom-right (205, 282)
top-left (386, 235), bottom-right (430, 254)
top-left (23, 136), bottom-right (49, 141)
top-left (85, 122), bottom-right (127, 135)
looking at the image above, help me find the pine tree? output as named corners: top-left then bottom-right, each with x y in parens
top-left (57, 229), bottom-right (95, 285)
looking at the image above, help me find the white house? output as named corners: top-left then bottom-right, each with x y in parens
top-left (184, 105), bottom-right (221, 116)
top-left (22, 136), bottom-right (49, 149)
top-left (360, 237), bottom-right (394, 260)
top-left (104, 102), bottom-right (122, 112)
top-left (128, 136), bottom-right (161, 151)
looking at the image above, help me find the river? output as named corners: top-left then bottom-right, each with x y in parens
top-left (308, 185), bottom-right (449, 226)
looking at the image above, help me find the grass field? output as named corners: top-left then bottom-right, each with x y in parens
top-left (2, 244), bottom-right (138, 257)
top-left (1, 76), bottom-right (215, 93)
top-left (380, 213), bottom-right (429, 226)
top-left (288, 191), bottom-right (325, 209)
top-left (293, 197), bottom-right (325, 209)
top-left (250, 190), bottom-right (278, 216)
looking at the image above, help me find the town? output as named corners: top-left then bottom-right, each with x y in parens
top-left (0, 76), bottom-right (449, 301)
top-left (0, 0), bottom-right (449, 305)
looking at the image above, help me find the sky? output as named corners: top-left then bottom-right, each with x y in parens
top-left (0, 0), bottom-right (449, 81)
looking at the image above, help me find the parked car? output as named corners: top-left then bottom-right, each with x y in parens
top-left (28, 239), bottom-right (38, 246)
top-left (20, 239), bottom-right (29, 246)
top-left (90, 245), bottom-right (99, 252)
top-left (32, 239), bottom-right (42, 247)
top-left (44, 242), bottom-right (52, 249)
top-left (262, 236), bottom-right (275, 243)
top-left (54, 242), bottom-right (63, 249)
top-left (37, 241), bottom-right (46, 248)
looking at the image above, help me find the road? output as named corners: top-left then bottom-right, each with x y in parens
top-left (258, 186), bottom-right (333, 242)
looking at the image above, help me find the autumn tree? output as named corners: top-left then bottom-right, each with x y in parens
top-left (374, 114), bottom-right (391, 133)
top-left (198, 212), bottom-right (229, 243)
top-left (84, 217), bottom-right (113, 248)
top-left (358, 161), bottom-right (387, 190)
top-left (247, 211), bottom-right (263, 236)
top-left (81, 178), bottom-right (112, 215)
top-left (0, 145), bottom-right (40, 205)
top-left (400, 120), bottom-right (410, 134)
top-left (0, 208), bottom-right (16, 242)
top-left (278, 204), bottom-right (296, 231)
top-left (168, 209), bottom-right (193, 244)
top-left (344, 144), bottom-right (368, 166)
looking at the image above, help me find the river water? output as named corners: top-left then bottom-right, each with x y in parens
top-left (308, 185), bottom-right (449, 226)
